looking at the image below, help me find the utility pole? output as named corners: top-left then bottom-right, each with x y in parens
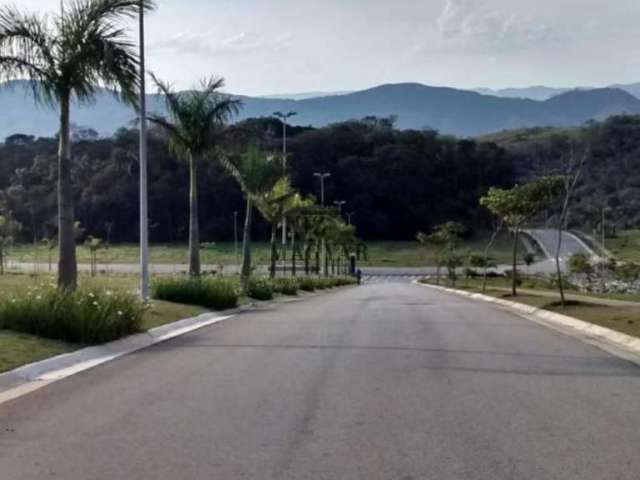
top-left (139, 0), bottom-right (150, 299)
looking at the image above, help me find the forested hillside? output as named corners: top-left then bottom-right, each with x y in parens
top-left (2, 115), bottom-right (639, 243)
top-left (484, 115), bottom-right (640, 231)
top-left (0, 118), bottom-right (514, 243)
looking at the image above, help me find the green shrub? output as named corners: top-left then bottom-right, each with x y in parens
top-left (272, 277), bottom-right (299, 295)
top-left (247, 277), bottom-right (274, 301)
top-left (332, 276), bottom-right (358, 287)
top-left (152, 275), bottom-right (239, 310)
top-left (298, 276), bottom-right (317, 292)
top-left (0, 285), bottom-right (145, 344)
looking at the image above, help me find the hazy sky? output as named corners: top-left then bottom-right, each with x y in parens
top-left (18, 0), bottom-right (640, 95)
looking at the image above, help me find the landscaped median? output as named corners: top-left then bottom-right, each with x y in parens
top-left (0, 274), bottom-right (358, 376)
top-left (416, 278), bottom-right (640, 356)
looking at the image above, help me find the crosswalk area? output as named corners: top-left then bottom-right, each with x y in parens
top-left (362, 275), bottom-right (423, 284)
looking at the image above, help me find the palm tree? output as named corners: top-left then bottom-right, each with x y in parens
top-left (223, 145), bottom-right (282, 290)
top-left (148, 75), bottom-right (241, 276)
top-left (286, 195), bottom-right (314, 276)
top-left (255, 177), bottom-right (299, 279)
top-left (0, 0), bottom-right (154, 289)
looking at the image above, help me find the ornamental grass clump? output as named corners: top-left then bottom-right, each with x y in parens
top-left (247, 277), bottom-right (274, 301)
top-left (152, 275), bottom-right (240, 310)
top-left (298, 276), bottom-right (317, 292)
top-left (272, 277), bottom-right (299, 296)
top-left (0, 284), bottom-right (145, 344)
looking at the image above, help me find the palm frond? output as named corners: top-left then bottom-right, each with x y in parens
top-left (0, 6), bottom-right (55, 103)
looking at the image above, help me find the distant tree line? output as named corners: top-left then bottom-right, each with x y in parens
top-left (0, 116), bottom-right (516, 243)
top-left (1, 114), bottom-right (639, 245)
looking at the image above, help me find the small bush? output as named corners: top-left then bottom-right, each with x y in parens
top-left (272, 277), bottom-right (299, 296)
top-left (0, 285), bottom-right (145, 344)
top-left (152, 275), bottom-right (239, 310)
top-left (331, 276), bottom-right (358, 287)
top-left (298, 276), bottom-right (317, 292)
top-left (247, 277), bottom-right (274, 301)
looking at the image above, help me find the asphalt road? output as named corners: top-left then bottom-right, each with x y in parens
top-left (2, 282), bottom-right (640, 479)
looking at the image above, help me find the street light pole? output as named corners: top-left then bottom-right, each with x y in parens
top-left (139, 0), bottom-right (149, 300)
top-left (273, 111), bottom-right (297, 249)
top-left (333, 200), bottom-right (346, 216)
top-left (314, 172), bottom-right (331, 276)
top-left (314, 172), bottom-right (331, 205)
top-left (346, 212), bottom-right (355, 225)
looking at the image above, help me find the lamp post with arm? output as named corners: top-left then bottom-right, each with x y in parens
top-left (273, 111), bottom-right (297, 256)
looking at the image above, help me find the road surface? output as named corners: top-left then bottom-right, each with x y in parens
top-left (526, 229), bottom-right (595, 261)
top-left (2, 282), bottom-right (640, 479)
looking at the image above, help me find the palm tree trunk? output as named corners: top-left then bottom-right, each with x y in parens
top-left (304, 240), bottom-right (310, 275)
top-left (240, 197), bottom-right (253, 291)
top-left (270, 221), bottom-right (277, 278)
top-left (188, 154), bottom-right (201, 276)
top-left (291, 229), bottom-right (297, 277)
top-left (57, 95), bottom-right (77, 290)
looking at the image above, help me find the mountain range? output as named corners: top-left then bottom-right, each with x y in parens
top-left (473, 82), bottom-right (640, 101)
top-left (2, 80), bottom-right (640, 139)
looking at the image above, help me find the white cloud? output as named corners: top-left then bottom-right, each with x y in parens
top-left (149, 31), bottom-right (292, 58)
top-left (435, 0), bottom-right (556, 54)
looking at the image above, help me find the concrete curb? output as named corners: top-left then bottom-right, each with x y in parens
top-left (0, 311), bottom-right (234, 405)
top-left (414, 281), bottom-right (640, 362)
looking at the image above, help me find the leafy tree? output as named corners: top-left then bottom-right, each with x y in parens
top-left (0, 0), bottom-right (155, 289)
top-left (84, 235), bottom-right (105, 277)
top-left (148, 74), bottom-right (241, 276)
top-left (417, 222), bottom-right (466, 285)
top-left (480, 177), bottom-right (564, 296)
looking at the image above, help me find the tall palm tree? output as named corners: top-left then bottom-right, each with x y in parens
top-left (148, 74), bottom-right (241, 276)
top-left (0, 0), bottom-right (155, 289)
top-left (223, 145), bottom-right (282, 290)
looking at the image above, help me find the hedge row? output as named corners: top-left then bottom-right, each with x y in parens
top-left (152, 275), bottom-right (358, 309)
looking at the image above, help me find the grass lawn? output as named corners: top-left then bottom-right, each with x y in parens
top-left (0, 273), bottom-right (206, 373)
top-left (0, 331), bottom-right (76, 373)
top-left (7, 232), bottom-right (529, 268)
top-left (606, 230), bottom-right (640, 263)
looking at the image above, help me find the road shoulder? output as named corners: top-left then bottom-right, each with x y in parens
top-left (415, 281), bottom-right (640, 368)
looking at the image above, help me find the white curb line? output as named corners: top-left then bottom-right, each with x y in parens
top-left (414, 281), bottom-right (640, 364)
top-left (0, 312), bottom-right (233, 406)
